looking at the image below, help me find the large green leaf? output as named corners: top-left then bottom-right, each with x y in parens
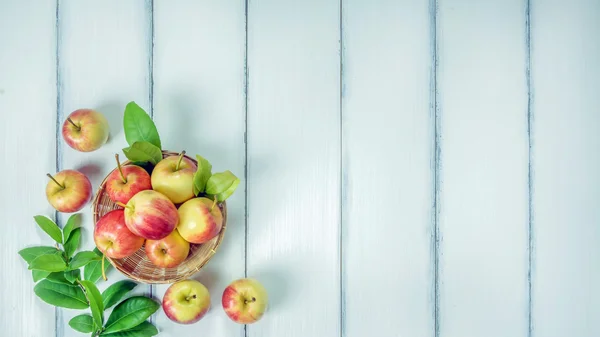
top-left (122, 141), bottom-right (163, 165)
top-left (80, 280), bottom-right (104, 328)
top-left (102, 280), bottom-right (137, 309)
top-left (33, 215), bottom-right (63, 244)
top-left (205, 170), bottom-right (240, 202)
top-left (33, 279), bottom-right (89, 309)
top-left (69, 251), bottom-right (101, 270)
top-left (45, 272), bottom-right (71, 285)
top-left (100, 321), bottom-right (158, 337)
top-left (64, 227), bottom-right (81, 258)
top-left (28, 251), bottom-right (67, 272)
top-left (64, 269), bottom-right (81, 284)
top-left (32, 270), bottom-right (50, 282)
top-left (103, 296), bottom-right (160, 334)
top-left (192, 154), bottom-right (212, 196)
top-left (62, 213), bottom-right (81, 243)
top-left (84, 249), bottom-right (112, 283)
top-left (69, 314), bottom-right (94, 333)
top-left (123, 101), bottom-right (161, 149)
top-left (18, 246), bottom-right (58, 264)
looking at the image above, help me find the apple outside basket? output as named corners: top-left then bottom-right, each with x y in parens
top-left (91, 150), bottom-right (227, 284)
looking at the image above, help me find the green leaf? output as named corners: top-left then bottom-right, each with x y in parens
top-left (69, 314), bottom-right (94, 333)
top-left (64, 269), bottom-right (81, 283)
top-left (122, 141), bottom-right (163, 165)
top-left (206, 170), bottom-right (240, 202)
top-left (102, 280), bottom-right (137, 309)
top-left (100, 321), bottom-right (158, 337)
top-left (33, 279), bottom-right (89, 309)
top-left (69, 251), bottom-right (101, 270)
top-left (123, 101), bottom-right (161, 149)
top-left (32, 270), bottom-right (50, 282)
top-left (64, 227), bottom-right (81, 259)
top-left (63, 213), bottom-right (81, 243)
top-left (19, 246), bottom-right (58, 264)
top-left (84, 249), bottom-right (112, 283)
top-left (80, 280), bottom-right (104, 328)
top-left (33, 215), bottom-right (63, 244)
top-left (103, 296), bottom-right (160, 334)
top-left (28, 251), bottom-right (67, 272)
top-left (46, 272), bottom-right (71, 284)
top-left (192, 154), bottom-right (213, 196)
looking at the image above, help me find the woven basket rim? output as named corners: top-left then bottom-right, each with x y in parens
top-left (91, 150), bottom-right (227, 284)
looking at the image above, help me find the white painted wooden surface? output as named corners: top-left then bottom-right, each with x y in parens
top-left (1, 0), bottom-right (599, 336)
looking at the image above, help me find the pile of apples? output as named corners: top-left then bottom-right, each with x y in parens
top-left (45, 107), bottom-right (269, 326)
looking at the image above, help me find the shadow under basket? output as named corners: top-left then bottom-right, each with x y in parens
top-left (92, 151), bottom-right (227, 284)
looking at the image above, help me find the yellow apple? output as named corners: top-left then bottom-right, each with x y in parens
top-left (177, 197), bottom-right (223, 244)
top-left (151, 152), bottom-right (197, 204)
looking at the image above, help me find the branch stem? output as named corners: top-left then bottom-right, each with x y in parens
top-left (115, 154), bottom-right (127, 184)
top-left (46, 173), bottom-right (65, 189)
top-left (176, 151), bottom-right (186, 171)
top-left (66, 117), bottom-right (81, 131)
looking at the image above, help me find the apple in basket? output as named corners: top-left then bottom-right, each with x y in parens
top-left (94, 209), bottom-right (144, 259)
top-left (118, 190), bottom-right (178, 240)
top-left (177, 197), bottom-right (223, 244)
top-left (45, 170), bottom-right (92, 213)
top-left (222, 278), bottom-right (268, 324)
top-left (163, 280), bottom-right (211, 324)
top-left (145, 229), bottom-right (190, 268)
top-left (151, 151), bottom-right (197, 204)
top-left (105, 154), bottom-right (152, 204)
top-left (61, 108), bottom-right (109, 152)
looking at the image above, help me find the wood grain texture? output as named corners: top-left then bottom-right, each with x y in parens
top-left (152, 0), bottom-right (246, 335)
top-left (0, 1), bottom-right (57, 336)
top-left (437, 0), bottom-right (529, 336)
top-left (246, 0), bottom-right (341, 336)
top-left (56, 1), bottom-right (152, 336)
top-left (342, 0), bottom-right (435, 336)
top-left (531, 1), bottom-right (600, 336)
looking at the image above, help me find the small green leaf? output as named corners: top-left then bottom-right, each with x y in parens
top-left (102, 280), bottom-right (137, 309)
top-left (33, 279), bottom-right (89, 309)
top-left (28, 251), bottom-right (67, 272)
top-left (64, 227), bottom-right (82, 258)
top-left (33, 215), bottom-right (63, 244)
top-left (19, 246), bottom-right (58, 264)
top-left (46, 272), bottom-right (71, 284)
top-left (99, 321), bottom-right (158, 336)
top-left (103, 296), bottom-right (160, 334)
top-left (69, 314), bottom-right (94, 333)
top-left (32, 270), bottom-right (50, 282)
top-left (123, 101), bottom-right (161, 149)
top-left (64, 269), bottom-right (81, 283)
top-left (69, 251), bottom-right (101, 270)
top-left (193, 154), bottom-right (213, 196)
top-left (80, 280), bottom-right (104, 328)
top-left (206, 170), bottom-right (240, 202)
top-left (63, 213), bottom-right (81, 243)
top-left (122, 141), bottom-right (163, 165)
top-left (84, 249), bottom-right (112, 283)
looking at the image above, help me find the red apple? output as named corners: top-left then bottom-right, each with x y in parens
top-left (105, 154), bottom-right (152, 204)
top-left (45, 170), bottom-right (92, 213)
top-left (151, 151), bottom-right (197, 204)
top-left (120, 190), bottom-right (178, 240)
top-left (62, 109), bottom-right (109, 152)
top-left (163, 279), bottom-right (210, 324)
top-left (222, 278), bottom-right (268, 324)
top-left (177, 197), bottom-right (222, 244)
top-left (145, 229), bottom-right (190, 268)
top-left (94, 209), bottom-right (144, 259)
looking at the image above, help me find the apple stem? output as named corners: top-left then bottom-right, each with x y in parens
top-left (244, 297), bottom-right (256, 304)
top-left (115, 153), bottom-right (127, 184)
top-left (66, 117), bottom-right (81, 131)
top-left (210, 195), bottom-right (217, 211)
top-left (115, 201), bottom-right (130, 209)
top-left (185, 294), bottom-right (197, 301)
top-left (101, 255), bottom-right (107, 281)
top-left (176, 150), bottom-right (186, 171)
top-left (46, 173), bottom-right (65, 189)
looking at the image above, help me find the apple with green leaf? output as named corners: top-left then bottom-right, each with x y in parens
top-left (177, 197), bottom-right (223, 244)
top-left (119, 190), bottom-right (178, 240)
top-left (222, 278), bottom-right (268, 324)
top-left (151, 151), bottom-right (197, 204)
top-left (106, 154), bottom-right (152, 204)
top-left (94, 209), bottom-right (144, 259)
top-left (145, 229), bottom-right (190, 268)
top-left (62, 108), bottom-right (109, 152)
top-left (163, 279), bottom-right (211, 324)
top-left (45, 170), bottom-right (92, 213)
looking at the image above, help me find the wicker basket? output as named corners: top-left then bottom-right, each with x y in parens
top-left (91, 151), bottom-right (227, 284)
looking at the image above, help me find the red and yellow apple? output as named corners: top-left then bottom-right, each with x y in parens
top-left (120, 190), bottom-right (178, 240)
top-left (177, 197), bottom-right (222, 244)
top-left (62, 109), bottom-right (109, 152)
top-left (45, 170), bottom-right (92, 213)
top-left (106, 154), bottom-right (152, 204)
top-left (94, 209), bottom-right (144, 259)
top-left (222, 278), bottom-right (268, 324)
top-left (162, 279), bottom-right (210, 324)
top-left (145, 229), bottom-right (190, 268)
top-left (151, 152), bottom-right (197, 204)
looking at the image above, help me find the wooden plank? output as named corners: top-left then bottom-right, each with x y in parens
top-left (0, 1), bottom-right (57, 335)
top-left (246, 0), bottom-right (340, 336)
top-left (437, 0), bottom-right (529, 336)
top-left (151, 0), bottom-right (246, 335)
top-left (56, 1), bottom-right (152, 336)
top-left (342, 0), bottom-right (435, 336)
top-left (531, 1), bottom-right (600, 336)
